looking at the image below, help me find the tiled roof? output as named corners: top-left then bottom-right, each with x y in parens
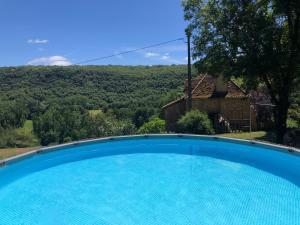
top-left (185, 75), bottom-right (248, 98)
top-left (163, 74), bottom-right (249, 109)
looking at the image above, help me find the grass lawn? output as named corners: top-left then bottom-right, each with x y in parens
top-left (0, 147), bottom-right (39, 160)
top-left (221, 131), bottom-right (276, 143)
top-left (20, 120), bottom-right (33, 131)
top-left (88, 109), bottom-right (103, 117)
top-left (0, 120), bottom-right (39, 160)
top-left (15, 120), bottom-right (39, 147)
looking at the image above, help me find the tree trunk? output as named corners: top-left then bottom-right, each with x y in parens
top-left (274, 96), bottom-right (289, 144)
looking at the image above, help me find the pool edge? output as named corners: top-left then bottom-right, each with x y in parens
top-left (1, 134), bottom-right (299, 168)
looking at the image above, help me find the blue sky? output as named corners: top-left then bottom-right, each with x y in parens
top-left (0, 0), bottom-right (187, 66)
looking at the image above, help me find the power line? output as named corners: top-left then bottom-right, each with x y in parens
top-left (74, 38), bottom-right (184, 65)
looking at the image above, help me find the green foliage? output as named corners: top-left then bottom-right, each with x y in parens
top-left (33, 104), bottom-right (136, 146)
top-left (287, 86), bottom-right (300, 128)
top-left (0, 65), bottom-right (188, 119)
top-left (138, 118), bottom-right (166, 134)
top-left (133, 108), bottom-right (155, 128)
top-left (0, 121), bottom-right (38, 148)
top-left (183, 0), bottom-right (300, 143)
top-left (0, 101), bottom-right (28, 129)
top-left (177, 110), bottom-right (214, 135)
top-left (288, 106), bottom-right (300, 128)
top-left (0, 65), bottom-right (194, 147)
top-left (33, 105), bottom-right (85, 145)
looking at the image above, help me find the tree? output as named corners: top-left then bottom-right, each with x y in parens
top-left (0, 101), bottom-right (28, 129)
top-left (133, 108), bottom-right (154, 128)
top-left (183, 0), bottom-right (300, 143)
top-left (138, 118), bottom-right (166, 134)
top-left (33, 104), bottom-right (136, 146)
top-left (177, 110), bottom-right (214, 135)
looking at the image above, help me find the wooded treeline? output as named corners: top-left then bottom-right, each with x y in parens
top-left (0, 65), bottom-right (299, 147)
top-left (0, 65), bottom-right (187, 146)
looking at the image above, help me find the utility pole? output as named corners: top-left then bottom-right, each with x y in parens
top-left (186, 29), bottom-right (192, 111)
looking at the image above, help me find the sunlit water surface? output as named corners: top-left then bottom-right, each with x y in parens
top-left (0, 138), bottom-right (299, 225)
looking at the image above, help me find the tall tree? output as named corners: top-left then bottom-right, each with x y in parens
top-left (183, 0), bottom-right (300, 143)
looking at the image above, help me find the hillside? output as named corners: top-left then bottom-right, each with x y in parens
top-left (0, 65), bottom-right (190, 116)
top-left (0, 65), bottom-right (196, 147)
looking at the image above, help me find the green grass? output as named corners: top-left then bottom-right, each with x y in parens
top-left (17, 120), bottom-right (33, 133)
top-left (221, 131), bottom-right (276, 143)
top-left (15, 120), bottom-right (39, 147)
top-left (88, 109), bottom-right (103, 117)
top-left (0, 120), bottom-right (40, 160)
top-left (0, 120), bottom-right (39, 150)
top-left (0, 147), bottom-right (39, 160)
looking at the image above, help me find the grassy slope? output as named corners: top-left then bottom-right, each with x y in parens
top-left (0, 147), bottom-right (39, 160)
top-left (15, 120), bottom-right (39, 147)
top-left (88, 109), bottom-right (103, 117)
top-left (0, 120), bottom-right (39, 160)
top-left (221, 131), bottom-right (276, 142)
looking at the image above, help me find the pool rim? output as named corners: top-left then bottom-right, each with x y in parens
top-left (0, 134), bottom-right (299, 168)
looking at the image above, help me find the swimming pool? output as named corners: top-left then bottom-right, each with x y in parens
top-left (0, 135), bottom-right (299, 225)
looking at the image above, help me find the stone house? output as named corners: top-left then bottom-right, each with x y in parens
top-left (162, 74), bottom-right (273, 132)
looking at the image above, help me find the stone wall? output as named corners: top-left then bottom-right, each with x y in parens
top-left (164, 98), bottom-right (186, 131)
top-left (164, 97), bottom-right (257, 131)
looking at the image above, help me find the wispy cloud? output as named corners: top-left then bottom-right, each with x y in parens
top-left (143, 51), bottom-right (185, 64)
top-left (145, 52), bottom-right (160, 58)
top-left (160, 53), bottom-right (186, 64)
top-left (27, 39), bottom-right (49, 44)
top-left (160, 53), bottom-right (170, 60)
top-left (28, 56), bottom-right (71, 66)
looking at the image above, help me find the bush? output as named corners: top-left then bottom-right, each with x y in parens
top-left (177, 110), bottom-right (214, 135)
top-left (288, 106), bottom-right (300, 128)
top-left (0, 101), bottom-right (29, 129)
top-left (138, 118), bottom-right (166, 134)
top-left (0, 127), bottom-right (38, 148)
top-left (33, 105), bottom-right (137, 146)
top-left (133, 108), bottom-right (155, 128)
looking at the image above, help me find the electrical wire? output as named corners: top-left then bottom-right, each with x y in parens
top-left (74, 38), bottom-right (184, 65)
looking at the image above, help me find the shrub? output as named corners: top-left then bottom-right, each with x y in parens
top-left (177, 110), bottom-right (214, 135)
top-left (0, 127), bottom-right (38, 148)
top-left (138, 118), bottom-right (166, 134)
top-left (288, 106), bottom-right (300, 128)
top-left (133, 108), bottom-right (155, 128)
top-left (33, 105), bottom-right (137, 146)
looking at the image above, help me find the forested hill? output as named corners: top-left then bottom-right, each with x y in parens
top-left (0, 65), bottom-right (190, 116)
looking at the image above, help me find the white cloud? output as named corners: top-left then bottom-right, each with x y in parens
top-left (160, 53), bottom-right (170, 60)
top-left (28, 56), bottom-right (71, 66)
top-left (161, 55), bottom-right (170, 60)
top-left (27, 39), bottom-right (49, 44)
top-left (141, 49), bottom-right (186, 64)
top-left (159, 53), bottom-right (186, 64)
top-left (145, 52), bottom-right (160, 58)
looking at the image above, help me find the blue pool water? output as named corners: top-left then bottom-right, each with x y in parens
top-left (0, 137), bottom-right (300, 225)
